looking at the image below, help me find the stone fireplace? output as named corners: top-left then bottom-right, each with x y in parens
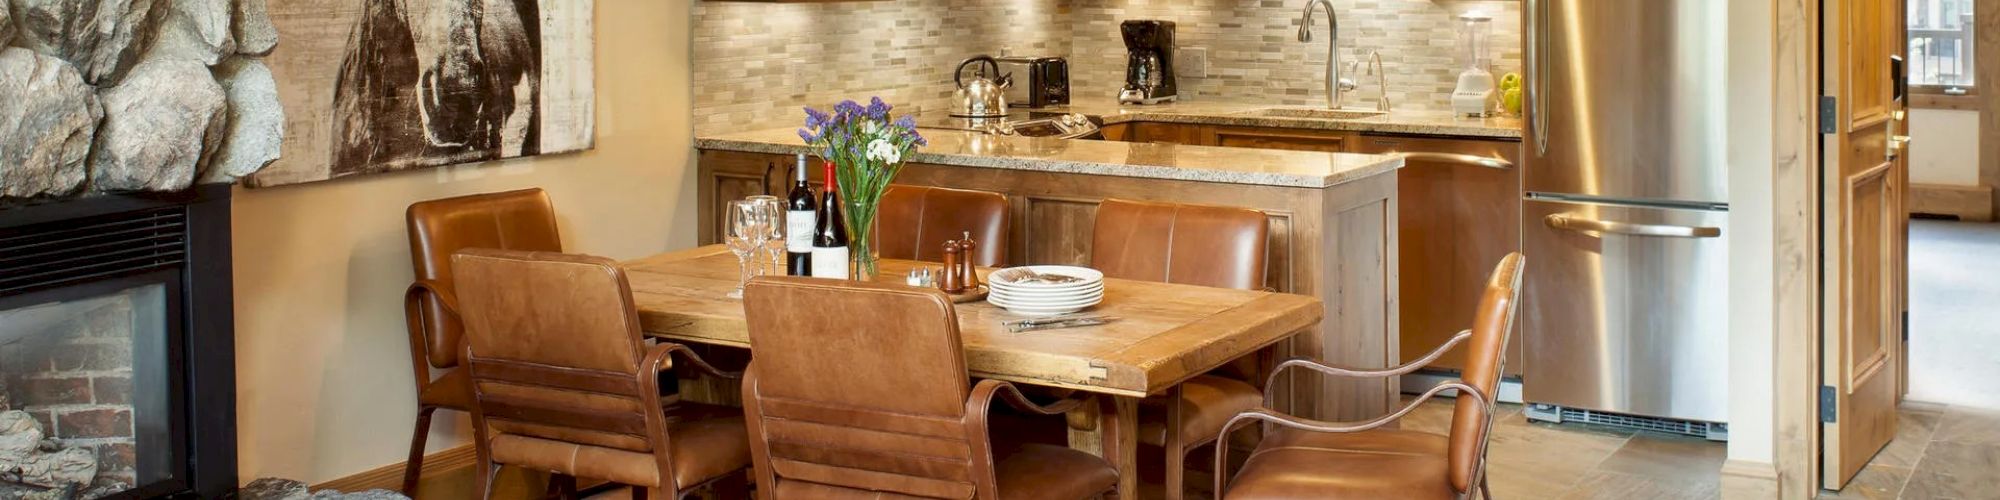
top-left (0, 185), bottom-right (237, 499)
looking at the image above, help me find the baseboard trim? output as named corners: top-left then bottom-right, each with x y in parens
top-left (1402, 371), bottom-right (1524, 404)
top-left (314, 444), bottom-right (478, 493)
top-left (1910, 183), bottom-right (1993, 221)
top-left (1719, 459), bottom-right (1781, 500)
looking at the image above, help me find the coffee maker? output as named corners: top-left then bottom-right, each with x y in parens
top-left (1119, 20), bottom-right (1178, 105)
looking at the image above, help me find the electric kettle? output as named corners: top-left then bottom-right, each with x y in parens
top-left (952, 56), bottom-right (1011, 118)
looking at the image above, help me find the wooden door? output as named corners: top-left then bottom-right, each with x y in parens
top-left (1820, 0), bottom-right (1907, 489)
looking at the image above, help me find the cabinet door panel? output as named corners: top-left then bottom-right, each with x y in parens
top-left (1210, 127), bottom-right (1350, 152)
top-left (1352, 135), bottom-right (1523, 376)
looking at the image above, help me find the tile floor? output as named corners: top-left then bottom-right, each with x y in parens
top-left (1396, 396), bottom-right (1728, 500)
top-left (453, 221), bottom-right (2000, 500)
top-left (445, 397), bottom-right (2000, 500)
top-left (1821, 220), bottom-right (2000, 499)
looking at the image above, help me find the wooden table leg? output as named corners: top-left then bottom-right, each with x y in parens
top-left (1068, 395), bottom-right (1140, 499)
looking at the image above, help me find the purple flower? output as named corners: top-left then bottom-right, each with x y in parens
top-left (798, 128), bottom-right (819, 144)
top-left (803, 107), bottom-right (830, 128)
top-left (835, 100), bottom-right (864, 117)
top-left (892, 115), bottom-right (916, 130)
top-left (867, 97), bottom-right (890, 120)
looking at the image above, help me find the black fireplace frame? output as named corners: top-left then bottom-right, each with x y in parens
top-left (0, 184), bottom-right (237, 499)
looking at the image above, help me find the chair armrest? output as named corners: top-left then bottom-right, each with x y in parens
top-left (640, 342), bottom-right (745, 382)
top-left (404, 279), bottom-right (462, 323)
top-left (968, 379), bottom-right (1093, 417)
top-left (1213, 381), bottom-right (1490, 495)
top-left (1262, 329), bottom-right (1472, 390)
top-left (403, 279), bottom-right (462, 382)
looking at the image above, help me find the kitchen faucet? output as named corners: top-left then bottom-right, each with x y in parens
top-left (1364, 51), bottom-right (1390, 111)
top-left (1298, 0), bottom-right (1357, 110)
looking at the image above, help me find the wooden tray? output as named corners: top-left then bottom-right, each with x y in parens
top-left (946, 284), bottom-right (990, 304)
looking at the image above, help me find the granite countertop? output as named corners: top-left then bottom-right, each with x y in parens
top-left (1050, 98), bottom-right (1525, 140)
top-left (695, 128), bottom-right (1403, 189)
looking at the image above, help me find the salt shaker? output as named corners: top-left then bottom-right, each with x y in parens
top-left (940, 240), bottom-right (966, 294)
top-left (958, 231), bottom-right (982, 291)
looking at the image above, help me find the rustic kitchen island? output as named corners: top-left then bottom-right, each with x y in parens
top-left (696, 126), bottom-right (1404, 422)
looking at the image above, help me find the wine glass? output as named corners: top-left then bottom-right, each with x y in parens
top-left (745, 195), bottom-right (787, 274)
top-left (724, 200), bottom-right (769, 299)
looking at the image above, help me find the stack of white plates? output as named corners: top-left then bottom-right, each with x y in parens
top-left (987, 266), bottom-right (1105, 316)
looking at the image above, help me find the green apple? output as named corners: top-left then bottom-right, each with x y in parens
top-left (1502, 87), bottom-right (1524, 114)
top-left (1500, 73), bottom-right (1524, 92)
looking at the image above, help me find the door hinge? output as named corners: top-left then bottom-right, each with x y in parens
top-left (1903, 311), bottom-right (1910, 342)
top-left (1819, 96), bottom-right (1839, 134)
top-left (1820, 385), bottom-right (1838, 423)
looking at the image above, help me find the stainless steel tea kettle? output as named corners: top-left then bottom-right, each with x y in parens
top-left (952, 56), bottom-right (1010, 118)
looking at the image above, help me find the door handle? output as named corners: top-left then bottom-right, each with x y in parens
top-left (1545, 214), bottom-right (1721, 238)
top-left (1395, 152), bottom-right (1514, 170)
top-left (1527, 0), bottom-right (1549, 156)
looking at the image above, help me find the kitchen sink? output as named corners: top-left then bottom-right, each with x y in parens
top-left (1237, 108), bottom-right (1388, 120)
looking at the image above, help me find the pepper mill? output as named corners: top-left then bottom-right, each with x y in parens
top-left (940, 240), bottom-right (967, 294)
top-left (958, 231), bottom-right (982, 291)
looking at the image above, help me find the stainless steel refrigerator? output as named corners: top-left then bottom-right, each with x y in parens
top-left (1520, 0), bottom-right (1730, 426)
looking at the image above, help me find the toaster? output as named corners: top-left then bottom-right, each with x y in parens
top-left (995, 56), bottom-right (1070, 109)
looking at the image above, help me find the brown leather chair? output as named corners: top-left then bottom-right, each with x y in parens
top-left (739, 277), bottom-right (1118, 499)
top-left (1214, 254), bottom-right (1525, 500)
top-left (1091, 199), bottom-right (1269, 500)
top-left (451, 249), bottom-right (752, 500)
top-left (876, 185), bottom-right (1010, 266)
top-left (401, 188), bottom-right (563, 495)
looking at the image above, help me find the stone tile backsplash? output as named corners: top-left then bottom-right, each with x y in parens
top-left (692, 0), bottom-right (1072, 135)
top-left (693, 0), bottom-right (1521, 135)
top-left (1067, 0), bottom-right (1522, 110)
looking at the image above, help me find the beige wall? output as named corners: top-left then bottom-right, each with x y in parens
top-left (230, 0), bottom-right (696, 483)
top-left (1908, 108), bottom-right (1981, 186)
top-left (1726, 0), bottom-right (1776, 467)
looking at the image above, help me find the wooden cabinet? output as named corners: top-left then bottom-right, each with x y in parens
top-left (698, 149), bottom-right (1402, 421)
top-left (1097, 122), bottom-right (1524, 377)
top-left (1207, 126), bottom-right (1352, 153)
top-left (1349, 134), bottom-right (1524, 377)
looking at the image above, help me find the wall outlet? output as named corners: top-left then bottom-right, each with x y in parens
top-left (1177, 47), bottom-right (1208, 78)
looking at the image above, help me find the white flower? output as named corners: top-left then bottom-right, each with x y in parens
top-left (862, 120), bottom-right (882, 137)
top-left (865, 138), bottom-right (901, 164)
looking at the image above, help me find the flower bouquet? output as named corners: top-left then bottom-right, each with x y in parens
top-left (798, 97), bottom-right (927, 279)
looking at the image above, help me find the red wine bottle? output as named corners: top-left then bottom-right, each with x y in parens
top-left (810, 160), bottom-right (850, 279)
top-left (785, 154), bottom-right (816, 276)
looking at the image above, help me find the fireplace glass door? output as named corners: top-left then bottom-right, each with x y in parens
top-left (0, 279), bottom-right (182, 498)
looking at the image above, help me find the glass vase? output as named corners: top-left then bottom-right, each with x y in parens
top-left (845, 205), bottom-right (881, 281)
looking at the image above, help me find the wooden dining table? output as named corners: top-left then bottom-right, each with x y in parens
top-left (623, 245), bottom-right (1324, 498)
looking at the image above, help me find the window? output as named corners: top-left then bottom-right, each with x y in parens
top-left (1908, 0), bottom-right (1976, 94)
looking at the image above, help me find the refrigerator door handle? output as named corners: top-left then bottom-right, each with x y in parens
top-left (1528, 0), bottom-right (1549, 156)
top-left (1545, 214), bottom-right (1722, 239)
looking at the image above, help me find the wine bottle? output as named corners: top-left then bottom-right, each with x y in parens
top-left (810, 160), bottom-right (851, 279)
top-left (785, 154), bottom-right (816, 276)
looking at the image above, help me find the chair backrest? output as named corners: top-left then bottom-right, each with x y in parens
top-left (406, 188), bottom-right (562, 369)
top-left (740, 277), bottom-right (989, 498)
top-left (876, 185), bottom-right (1010, 267)
top-left (1446, 253), bottom-right (1526, 493)
top-left (1090, 199), bottom-right (1269, 290)
top-left (451, 249), bottom-right (661, 459)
